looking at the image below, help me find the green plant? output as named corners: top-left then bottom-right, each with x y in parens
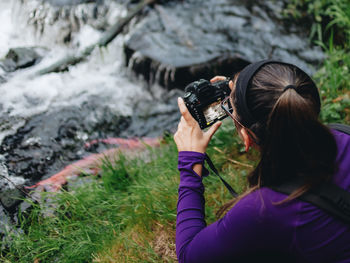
top-left (326, 0), bottom-right (350, 43)
top-left (285, 0), bottom-right (350, 124)
top-left (101, 154), bottom-right (132, 192)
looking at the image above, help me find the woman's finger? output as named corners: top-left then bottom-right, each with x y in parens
top-left (210, 76), bottom-right (227, 83)
top-left (178, 97), bottom-right (196, 124)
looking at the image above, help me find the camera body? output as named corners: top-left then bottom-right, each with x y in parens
top-left (183, 79), bottom-right (231, 129)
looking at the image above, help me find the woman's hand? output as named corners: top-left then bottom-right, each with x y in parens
top-left (174, 97), bottom-right (222, 153)
top-left (211, 76), bottom-right (234, 90)
top-left (210, 76), bottom-right (227, 83)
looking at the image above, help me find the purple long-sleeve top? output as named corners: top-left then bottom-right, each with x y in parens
top-left (176, 129), bottom-right (350, 263)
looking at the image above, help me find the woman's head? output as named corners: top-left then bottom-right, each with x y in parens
top-left (230, 61), bottom-right (337, 188)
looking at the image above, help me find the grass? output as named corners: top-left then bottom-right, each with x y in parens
top-left (0, 121), bottom-right (257, 263)
top-left (285, 0), bottom-right (350, 124)
top-left (317, 47), bottom-right (350, 123)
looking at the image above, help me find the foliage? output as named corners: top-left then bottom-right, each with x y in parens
top-left (285, 0), bottom-right (350, 124)
top-left (284, 0), bottom-right (350, 44)
top-left (316, 47), bottom-right (350, 123)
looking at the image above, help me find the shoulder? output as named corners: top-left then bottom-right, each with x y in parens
top-left (331, 128), bottom-right (350, 190)
top-left (332, 127), bottom-right (350, 147)
top-left (224, 188), bottom-right (301, 228)
top-left (331, 127), bottom-right (350, 157)
top-left (217, 188), bottom-right (299, 250)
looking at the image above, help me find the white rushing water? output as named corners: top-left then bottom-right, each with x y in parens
top-left (0, 0), bottom-right (153, 143)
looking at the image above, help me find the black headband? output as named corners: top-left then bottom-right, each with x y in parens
top-left (234, 59), bottom-right (320, 128)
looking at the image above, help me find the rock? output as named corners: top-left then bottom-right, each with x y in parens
top-left (0, 162), bottom-right (26, 214)
top-left (124, 0), bottom-right (325, 89)
top-left (122, 88), bottom-right (182, 137)
top-left (0, 205), bottom-right (12, 236)
top-left (0, 204), bottom-right (24, 249)
top-left (0, 47), bottom-right (47, 73)
top-left (0, 99), bottom-right (131, 184)
top-left (124, 46), bottom-right (251, 90)
top-left (0, 188), bottom-right (24, 211)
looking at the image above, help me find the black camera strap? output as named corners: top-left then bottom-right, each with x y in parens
top-left (204, 154), bottom-right (238, 197)
top-left (270, 180), bottom-right (350, 224)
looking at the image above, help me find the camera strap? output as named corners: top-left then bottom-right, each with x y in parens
top-left (270, 180), bottom-right (350, 224)
top-left (204, 154), bottom-right (238, 197)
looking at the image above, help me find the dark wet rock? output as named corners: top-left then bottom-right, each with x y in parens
top-left (0, 47), bottom-right (47, 73)
top-left (124, 0), bottom-right (325, 89)
top-left (298, 49), bottom-right (328, 64)
top-left (0, 205), bottom-right (12, 236)
top-left (125, 46), bottom-right (251, 90)
top-left (19, 200), bottom-right (33, 215)
top-left (0, 98), bottom-right (131, 184)
top-left (0, 188), bottom-right (24, 212)
top-left (0, 162), bottom-right (27, 211)
top-left (0, 203), bottom-right (24, 250)
top-left (122, 88), bottom-right (182, 137)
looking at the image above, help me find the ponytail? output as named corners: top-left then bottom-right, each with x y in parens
top-left (244, 63), bottom-right (337, 192)
top-left (259, 88), bottom-right (337, 188)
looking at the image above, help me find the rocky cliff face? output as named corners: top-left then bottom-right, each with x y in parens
top-left (124, 0), bottom-right (324, 89)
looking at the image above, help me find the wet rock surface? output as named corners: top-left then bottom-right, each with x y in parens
top-left (0, 89), bottom-right (180, 186)
top-left (0, 47), bottom-right (47, 73)
top-left (0, 98), bottom-right (131, 185)
top-left (0, 205), bottom-right (12, 238)
top-left (125, 0), bottom-right (325, 89)
top-left (122, 88), bottom-right (181, 137)
top-left (0, 163), bottom-right (26, 212)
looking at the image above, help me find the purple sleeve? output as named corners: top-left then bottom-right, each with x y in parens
top-left (176, 151), bottom-right (207, 262)
top-left (176, 151), bottom-right (294, 263)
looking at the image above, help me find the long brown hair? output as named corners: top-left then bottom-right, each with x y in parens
top-left (218, 63), bottom-right (338, 216)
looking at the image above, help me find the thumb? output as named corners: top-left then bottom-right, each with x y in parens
top-left (205, 121), bottom-right (222, 140)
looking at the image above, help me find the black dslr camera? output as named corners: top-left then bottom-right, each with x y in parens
top-left (183, 79), bottom-right (232, 129)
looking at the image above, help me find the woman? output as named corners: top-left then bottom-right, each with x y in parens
top-left (174, 60), bottom-right (350, 263)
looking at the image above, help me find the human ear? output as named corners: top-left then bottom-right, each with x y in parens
top-left (229, 80), bottom-right (236, 91)
top-left (240, 128), bottom-right (252, 152)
